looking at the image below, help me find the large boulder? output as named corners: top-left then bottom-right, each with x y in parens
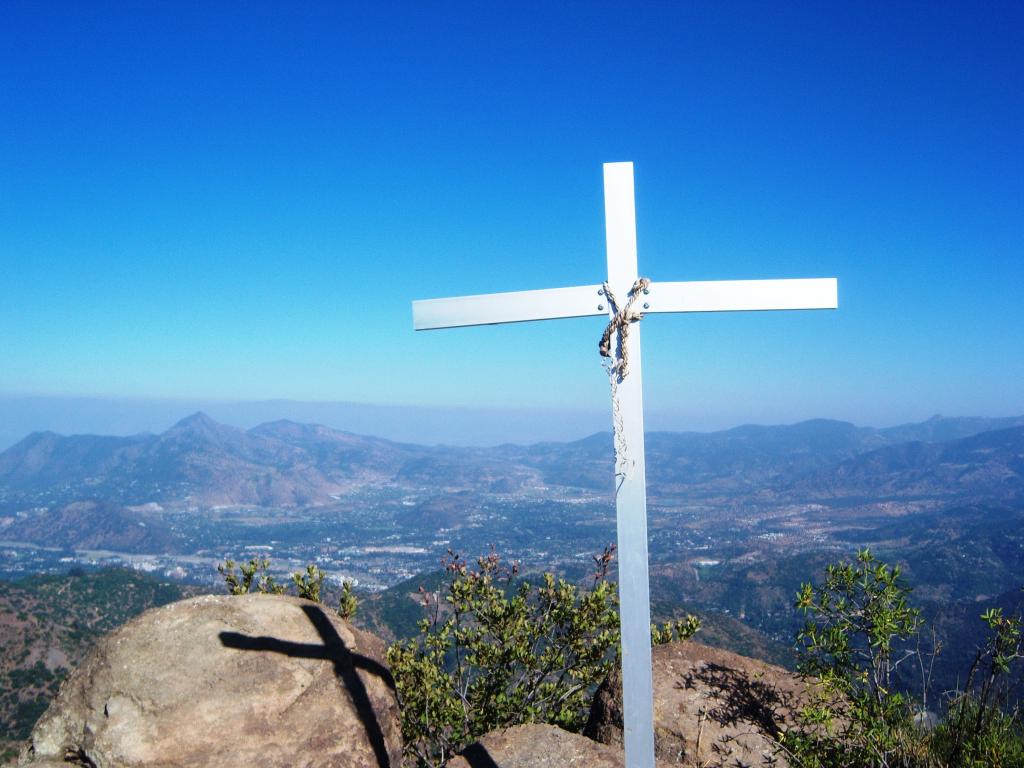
top-left (19, 594), bottom-right (402, 768)
top-left (585, 641), bottom-right (810, 767)
top-left (447, 723), bottom-right (673, 768)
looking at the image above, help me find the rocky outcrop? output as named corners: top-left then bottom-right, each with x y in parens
top-left (448, 723), bottom-right (674, 768)
top-left (585, 641), bottom-right (811, 767)
top-left (19, 594), bottom-right (402, 768)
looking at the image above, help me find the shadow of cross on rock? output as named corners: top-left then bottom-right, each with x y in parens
top-left (219, 604), bottom-right (396, 768)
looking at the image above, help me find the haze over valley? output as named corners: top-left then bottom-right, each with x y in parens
top-left (3, 411), bottom-right (1022, 648)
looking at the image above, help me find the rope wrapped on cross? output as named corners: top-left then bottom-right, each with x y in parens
top-left (599, 277), bottom-right (651, 381)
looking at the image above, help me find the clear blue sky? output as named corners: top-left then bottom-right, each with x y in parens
top-left (2, 1), bottom-right (1022, 435)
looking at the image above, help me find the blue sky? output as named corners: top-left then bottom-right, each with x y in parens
top-left (2, 1), bottom-right (1022, 439)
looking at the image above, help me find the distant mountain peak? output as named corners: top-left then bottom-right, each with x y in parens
top-left (171, 411), bottom-right (219, 430)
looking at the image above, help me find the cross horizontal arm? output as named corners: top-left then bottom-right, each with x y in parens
top-left (644, 277), bottom-right (837, 314)
top-left (413, 284), bottom-right (605, 330)
top-left (413, 277), bottom-right (837, 329)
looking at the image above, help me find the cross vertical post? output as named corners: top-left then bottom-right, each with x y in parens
top-left (602, 162), bottom-right (656, 768)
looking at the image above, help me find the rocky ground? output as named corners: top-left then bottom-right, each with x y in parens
top-left (14, 593), bottom-right (810, 767)
top-left (19, 594), bottom-right (402, 768)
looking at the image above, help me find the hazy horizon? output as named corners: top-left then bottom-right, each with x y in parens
top-left (2, 392), bottom-right (1021, 453)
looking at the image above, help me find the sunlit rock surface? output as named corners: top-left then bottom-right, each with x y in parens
top-left (585, 641), bottom-right (812, 767)
top-left (19, 594), bottom-right (401, 768)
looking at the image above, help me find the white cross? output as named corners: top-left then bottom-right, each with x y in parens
top-left (411, 162), bottom-right (837, 768)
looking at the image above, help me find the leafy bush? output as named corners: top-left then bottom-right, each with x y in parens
top-left (217, 557), bottom-right (284, 595)
top-left (386, 548), bottom-right (623, 767)
top-left (784, 549), bottom-right (1024, 768)
top-left (931, 696), bottom-right (1024, 768)
top-left (217, 559), bottom-right (358, 623)
top-left (651, 614), bottom-right (701, 645)
top-left (338, 579), bottom-right (358, 620)
top-left (292, 564), bottom-right (326, 602)
top-left (785, 548), bottom-right (922, 767)
top-left (933, 602), bottom-right (1024, 767)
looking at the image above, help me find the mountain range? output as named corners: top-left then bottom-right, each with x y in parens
top-left (2, 413), bottom-right (1023, 513)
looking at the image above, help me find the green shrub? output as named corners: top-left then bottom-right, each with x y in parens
top-left (217, 558), bottom-right (359, 621)
top-left (386, 548), bottom-right (623, 767)
top-left (337, 579), bottom-right (358, 620)
top-left (217, 557), bottom-right (284, 595)
top-left (651, 614), bottom-right (701, 645)
top-left (784, 550), bottom-right (1024, 768)
top-left (933, 602), bottom-right (1024, 767)
top-left (292, 564), bottom-right (326, 602)
top-left (931, 696), bottom-right (1024, 768)
top-left (784, 548), bottom-right (925, 766)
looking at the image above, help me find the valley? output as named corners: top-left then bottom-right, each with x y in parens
top-left (1, 412), bottom-right (1023, 753)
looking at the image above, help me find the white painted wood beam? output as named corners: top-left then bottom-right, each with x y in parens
top-left (412, 284), bottom-right (605, 330)
top-left (644, 277), bottom-right (837, 313)
top-left (412, 277), bottom-right (837, 331)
